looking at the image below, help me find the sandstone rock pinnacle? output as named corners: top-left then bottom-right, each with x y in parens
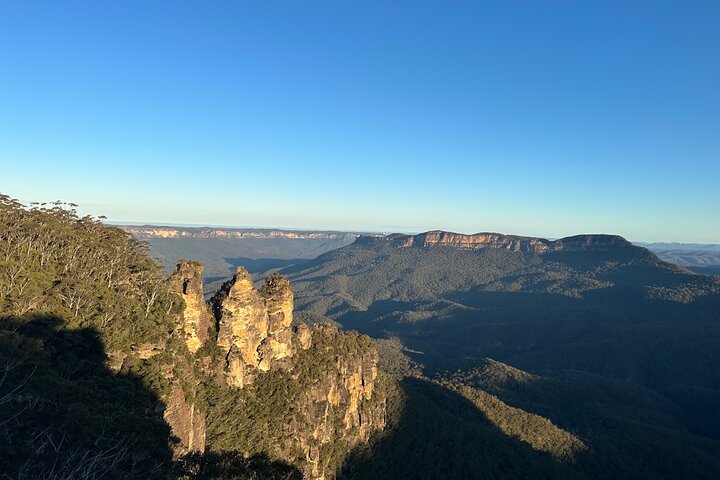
top-left (169, 260), bottom-right (213, 353)
top-left (212, 267), bottom-right (309, 387)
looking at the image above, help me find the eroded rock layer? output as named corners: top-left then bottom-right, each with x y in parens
top-left (212, 267), bottom-right (312, 387)
top-left (357, 230), bottom-right (635, 255)
top-left (163, 385), bottom-right (207, 456)
top-left (163, 262), bottom-right (385, 478)
top-left (169, 261), bottom-right (213, 353)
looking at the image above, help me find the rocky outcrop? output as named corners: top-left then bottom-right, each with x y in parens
top-left (214, 267), bottom-right (269, 387)
top-left (295, 323), bottom-right (313, 350)
top-left (163, 385), bottom-right (207, 457)
top-left (213, 267), bottom-right (311, 387)
top-left (551, 234), bottom-right (635, 252)
top-left (282, 324), bottom-right (385, 479)
top-left (356, 230), bottom-right (636, 255)
top-left (169, 261), bottom-right (213, 353)
top-left (258, 274), bottom-right (296, 370)
top-left (160, 261), bottom-right (214, 456)
top-left (161, 262), bottom-right (385, 477)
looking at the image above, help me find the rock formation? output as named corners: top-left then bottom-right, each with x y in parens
top-left (356, 230), bottom-right (636, 255)
top-left (163, 385), bottom-right (207, 456)
top-left (168, 261), bottom-right (213, 353)
top-left (277, 324), bottom-right (385, 479)
top-left (157, 261), bottom-right (213, 457)
top-left (162, 262), bottom-right (385, 477)
top-left (212, 267), bottom-right (311, 387)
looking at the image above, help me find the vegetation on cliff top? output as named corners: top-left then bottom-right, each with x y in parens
top-left (0, 196), bottom-right (303, 478)
top-left (0, 194), bottom-right (179, 350)
top-left (204, 325), bottom-right (385, 478)
top-left (0, 194), bottom-right (181, 477)
top-left (0, 195), bottom-right (380, 479)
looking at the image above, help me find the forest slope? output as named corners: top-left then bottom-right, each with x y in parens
top-left (279, 231), bottom-right (720, 478)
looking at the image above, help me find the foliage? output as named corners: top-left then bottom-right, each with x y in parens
top-left (342, 368), bottom-right (720, 480)
top-left (0, 196), bottom-right (184, 478)
top-left (341, 376), bottom-right (583, 480)
top-left (176, 451), bottom-right (302, 480)
top-left (204, 325), bottom-right (382, 478)
top-left (0, 194), bottom-right (179, 350)
top-left (0, 315), bottom-right (174, 479)
top-left (0, 195), bottom-right (390, 479)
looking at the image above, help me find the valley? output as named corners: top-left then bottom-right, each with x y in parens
top-left (122, 225), bottom-right (720, 478)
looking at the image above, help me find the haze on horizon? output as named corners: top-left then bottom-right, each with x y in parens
top-left (1, 1), bottom-right (718, 243)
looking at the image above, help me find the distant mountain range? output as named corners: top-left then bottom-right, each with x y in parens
top-left (281, 231), bottom-right (720, 372)
top-left (638, 242), bottom-right (720, 275)
top-left (276, 230), bottom-right (720, 478)
top-left (122, 225), bottom-right (371, 240)
top-left (120, 226), bottom-right (368, 292)
top-left (122, 225), bottom-right (720, 281)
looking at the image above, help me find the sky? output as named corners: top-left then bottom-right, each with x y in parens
top-left (0, 1), bottom-right (718, 243)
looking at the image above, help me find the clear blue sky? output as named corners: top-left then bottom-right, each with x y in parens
top-left (1, 1), bottom-right (718, 242)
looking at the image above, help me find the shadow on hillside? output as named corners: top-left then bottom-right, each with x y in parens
top-left (0, 314), bottom-right (174, 478)
top-left (331, 290), bottom-right (590, 370)
top-left (224, 257), bottom-right (311, 274)
top-left (329, 288), bottom-right (720, 388)
top-left (341, 375), bottom-right (720, 480)
top-left (176, 451), bottom-right (302, 479)
top-left (340, 377), bottom-right (584, 479)
top-left (0, 314), bottom-right (302, 480)
top-left (452, 365), bottom-right (720, 479)
top-left (687, 265), bottom-right (720, 276)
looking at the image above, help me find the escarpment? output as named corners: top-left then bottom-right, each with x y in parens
top-left (291, 324), bottom-right (386, 479)
top-left (166, 261), bottom-right (385, 478)
top-left (357, 230), bottom-right (638, 255)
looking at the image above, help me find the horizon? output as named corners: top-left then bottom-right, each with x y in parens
top-left (3, 194), bottom-right (719, 245)
top-left (2, 2), bottom-right (719, 243)
top-left (110, 220), bottom-right (719, 246)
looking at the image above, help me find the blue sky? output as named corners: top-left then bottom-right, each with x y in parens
top-left (1, 1), bottom-right (718, 242)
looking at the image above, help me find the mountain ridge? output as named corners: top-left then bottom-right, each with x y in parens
top-left (355, 230), bottom-right (642, 256)
top-left (122, 225), bottom-right (372, 240)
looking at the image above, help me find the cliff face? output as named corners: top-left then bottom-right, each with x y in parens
top-left (206, 323), bottom-right (386, 480)
top-left (164, 385), bottom-right (207, 455)
top-left (357, 230), bottom-right (636, 255)
top-left (122, 225), bottom-right (363, 240)
top-left (213, 267), bottom-right (309, 387)
top-left (168, 261), bottom-right (213, 353)
top-left (155, 262), bottom-right (211, 457)
top-left (165, 262), bottom-right (385, 478)
top-left (296, 325), bottom-right (385, 479)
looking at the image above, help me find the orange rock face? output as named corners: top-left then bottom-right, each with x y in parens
top-left (163, 385), bottom-right (207, 457)
top-left (169, 261), bottom-right (213, 354)
top-left (359, 230), bottom-right (634, 255)
top-left (213, 267), bottom-right (311, 387)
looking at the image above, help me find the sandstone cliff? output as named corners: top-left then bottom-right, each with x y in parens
top-left (122, 225), bottom-right (364, 240)
top-left (206, 323), bottom-right (386, 480)
top-left (162, 262), bottom-right (386, 478)
top-left (295, 325), bottom-right (385, 479)
top-left (212, 267), bottom-right (310, 387)
top-left (356, 230), bottom-right (636, 255)
top-left (158, 261), bottom-right (213, 457)
top-left (164, 385), bottom-right (207, 454)
top-left (168, 261), bottom-right (213, 354)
